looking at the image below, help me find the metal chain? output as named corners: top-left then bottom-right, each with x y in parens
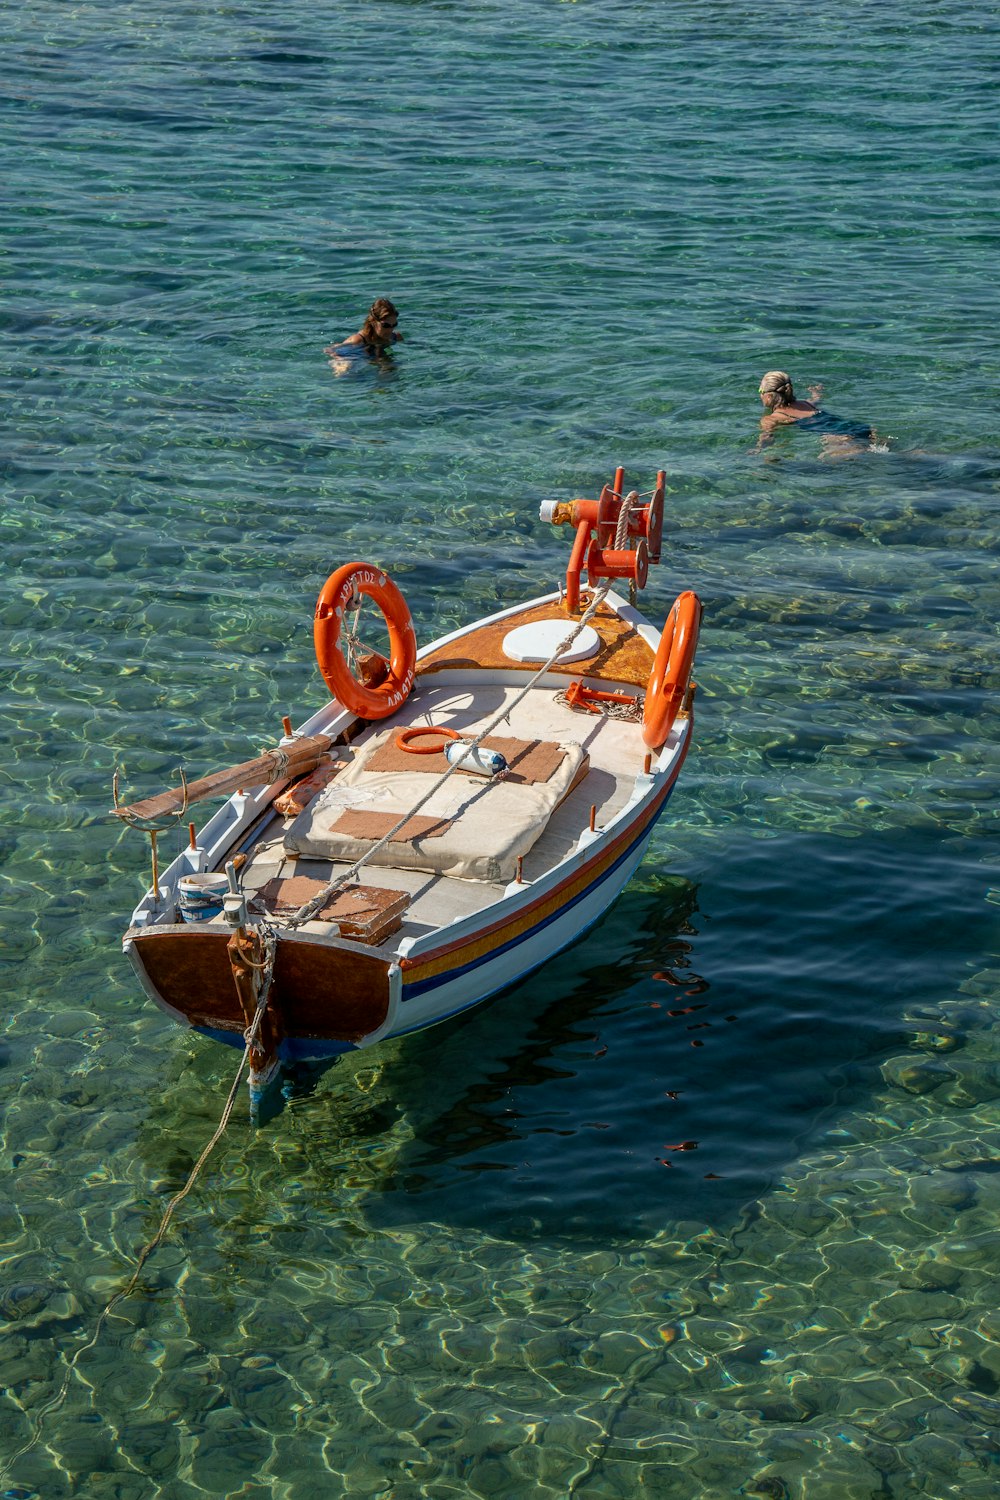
top-left (554, 690), bottom-right (643, 722)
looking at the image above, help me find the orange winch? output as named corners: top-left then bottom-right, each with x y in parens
top-left (539, 466), bottom-right (666, 612)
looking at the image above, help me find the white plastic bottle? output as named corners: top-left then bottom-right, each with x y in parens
top-left (444, 742), bottom-right (507, 777)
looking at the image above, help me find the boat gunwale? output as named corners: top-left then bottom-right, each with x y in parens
top-left (398, 721), bottom-right (686, 949)
top-left (125, 711), bottom-right (690, 982)
top-left (396, 717), bottom-right (691, 984)
top-left (124, 586), bottom-right (673, 940)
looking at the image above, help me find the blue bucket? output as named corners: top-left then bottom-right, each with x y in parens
top-left (177, 873), bottom-right (230, 923)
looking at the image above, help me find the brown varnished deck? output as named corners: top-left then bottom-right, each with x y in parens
top-left (416, 600), bottom-right (657, 689)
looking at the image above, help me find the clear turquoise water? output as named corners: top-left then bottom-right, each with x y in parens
top-left (2, 2), bottom-right (999, 1495)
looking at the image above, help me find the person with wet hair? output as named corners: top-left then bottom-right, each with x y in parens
top-left (325, 298), bottom-right (403, 373)
top-left (758, 370), bottom-right (822, 425)
top-left (757, 369), bottom-right (876, 453)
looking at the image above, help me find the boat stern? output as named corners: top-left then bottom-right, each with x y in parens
top-left (125, 924), bottom-right (396, 1060)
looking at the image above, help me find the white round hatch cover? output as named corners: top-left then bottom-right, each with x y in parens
top-left (501, 620), bottom-right (601, 664)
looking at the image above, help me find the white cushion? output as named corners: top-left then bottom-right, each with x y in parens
top-left (283, 727), bottom-right (586, 882)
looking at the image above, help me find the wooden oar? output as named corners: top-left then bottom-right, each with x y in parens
top-left (112, 734), bottom-right (334, 822)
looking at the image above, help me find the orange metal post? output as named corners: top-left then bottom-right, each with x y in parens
top-left (565, 519), bottom-right (593, 613)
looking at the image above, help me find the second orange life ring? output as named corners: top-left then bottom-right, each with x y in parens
top-left (396, 726), bottom-right (461, 754)
top-left (314, 562), bottom-right (417, 720)
top-left (642, 590), bottom-right (701, 749)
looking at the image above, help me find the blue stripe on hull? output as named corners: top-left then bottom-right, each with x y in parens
top-left (193, 1024), bottom-right (359, 1061)
top-left (191, 762), bottom-right (683, 1062)
top-left (400, 780), bottom-right (676, 1002)
top-left (390, 887), bottom-right (627, 1038)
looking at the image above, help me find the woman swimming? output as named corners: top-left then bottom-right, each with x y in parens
top-left (324, 298), bottom-right (403, 374)
top-left (757, 370), bottom-right (875, 453)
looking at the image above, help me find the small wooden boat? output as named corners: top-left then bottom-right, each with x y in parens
top-left (117, 469), bottom-right (701, 1112)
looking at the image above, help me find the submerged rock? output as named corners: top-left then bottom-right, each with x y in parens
top-left (744, 1479), bottom-right (789, 1500)
top-left (908, 1171), bottom-right (977, 1211)
top-left (881, 1055), bottom-right (951, 1094)
top-left (762, 1194), bottom-right (839, 1238)
top-left (0, 1281), bottom-right (57, 1323)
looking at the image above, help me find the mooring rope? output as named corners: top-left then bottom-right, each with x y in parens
top-left (0, 508), bottom-right (650, 1485)
top-left (287, 496), bottom-right (638, 929)
top-left (0, 967), bottom-right (276, 1484)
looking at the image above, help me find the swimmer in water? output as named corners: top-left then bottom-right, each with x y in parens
top-left (756, 370), bottom-right (879, 455)
top-left (324, 298), bottom-right (403, 374)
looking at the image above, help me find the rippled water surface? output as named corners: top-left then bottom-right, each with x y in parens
top-left (2, 2), bottom-right (999, 1496)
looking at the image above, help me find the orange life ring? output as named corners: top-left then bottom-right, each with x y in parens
top-left (314, 562), bottom-right (417, 720)
top-left (396, 725), bottom-right (461, 754)
top-left (642, 590), bottom-right (701, 749)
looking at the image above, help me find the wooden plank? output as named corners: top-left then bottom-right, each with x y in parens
top-left (113, 734), bottom-right (334, 821)
top-left (257, 877), bottom-right (410, 945)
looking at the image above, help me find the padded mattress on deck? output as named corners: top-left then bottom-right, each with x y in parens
top-left (283, 727), bottom-right (587, 882)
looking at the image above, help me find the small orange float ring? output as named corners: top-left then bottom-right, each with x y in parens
top-left (642, 590), bottom-right (701, 749)
top-left (395, 725), bottom-right (461, 754)
top-left (314, 562), bottom-right (417, 720)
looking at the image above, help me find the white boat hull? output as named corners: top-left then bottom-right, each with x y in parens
top-left (121, 582), bottom-right (696, 1080)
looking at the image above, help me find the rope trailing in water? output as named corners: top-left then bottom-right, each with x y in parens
top-left (286, 495), bottom-right (639, 928)
top-left (0, 968), bottom-right (276, 1483)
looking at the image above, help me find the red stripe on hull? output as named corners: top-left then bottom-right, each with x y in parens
top-left (400, 734), bottom-right (688, 986)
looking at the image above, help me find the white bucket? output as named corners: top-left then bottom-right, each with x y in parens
top-left (177, 873), bottom-right (230, 923)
